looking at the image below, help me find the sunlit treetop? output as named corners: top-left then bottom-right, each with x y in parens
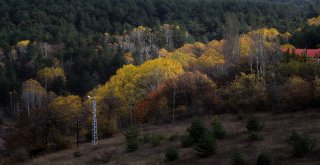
top-left (248, 28), bottom-right (280, 41)
top-left (307, 16), bottom-right (320, 26)
top-left (177, 42), bottom-right (207, 57)
top-left (281, 44), bottom-right (296, 51)
top-left (17, 40), bottom-right (30, 47)
top-left (93, 58), bottom-right (184, 115)
top-left (166, 51), bottom-right (197, 68)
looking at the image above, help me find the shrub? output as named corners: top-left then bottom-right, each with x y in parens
top-left (289, 131), bottom-right (316, 157)
top-left (180, 133), bottom-right (194, 148)
top-left (228, 73), bottom-right (266, 111)
top-left (280, 76), bottom-right (312, 110)
top-left (168, 133), bottom-right (180, 142)
top-left (257, 153), bottom-right (273, 165)
top-left (187, 117), bottom-right (207, 143)
top-left (125, 125), bottom-right (139, 152)
top-left (195, 133), bottom-right (216, 157)
top-left (73, 150), bottom-right (81, 158)
top-left (142, 133), bottom-right (151, 143)
top-left (246, 115), bottom-right (264, 132)
top-left (211, 117), bottom-right (226, 139)
top-left (150, 134), bottom-right (164, 147)
top-left (231, 149), bottom-right (246, 165)
top-left (165, 147), bottom-right (179, 161)
top-left (249, 131), bottom-right (263, 141)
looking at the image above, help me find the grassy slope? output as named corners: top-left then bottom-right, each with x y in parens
top-left (23, 110), bottom-right (320, 165)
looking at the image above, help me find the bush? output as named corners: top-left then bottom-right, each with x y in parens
top-left (279, 75), bottom-right (312, 110)
top-left (257, 153), bottom-right (273, 165)
top-left (246, 115), bottom-right (264, 132)
top-left (211, 117), bottom-right (226, 139)
top-left (249, 131), bottom-right (263, 141)
top-left (228, 73), bottom-right (266, 111)
top-left (149, 134), bottom-right (164, 147)
top-left (73, 150), bottom-right (81, 158)
top-left (165, 147), bottom-right (179, 161)
top-left (231, 149), bottom-right (246, 165)
top-left (125, 125), bottom-right (139, 152)
top-left (180, 133), bottom-right (194, 148)
top-left (168, 133), bottom-right (180, 142)
top-left (142, 133), bottom-right (151, 143)
top-left (195, 133), bottom-right (216, 157)
top-left (289, 131), bottom-right (316, 157)
top-left (187, 117), bottom-right (207, 143)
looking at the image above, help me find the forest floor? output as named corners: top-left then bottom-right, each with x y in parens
top-left (22, 110), bottom-right (320, 165)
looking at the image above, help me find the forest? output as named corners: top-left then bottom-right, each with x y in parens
top-left (1, 0), bottom-right (320, 164)
top-left (1, 0), bottom-right (320, 103)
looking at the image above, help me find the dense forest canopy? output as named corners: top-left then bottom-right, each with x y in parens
top-left (0, 0), bottom-right (319, 48)
top-left (0, 0), bottom-right (320, 108)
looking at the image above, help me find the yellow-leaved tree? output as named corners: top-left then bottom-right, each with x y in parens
top-left (17, 40), bottom-right (30, 47)
top-left (227, 73), bottom-right (266, 111)
top-left (166, 51), bottom-right (197, 69)
top-left (280, 76), bottom-right (312, 110)
top-left (93, 58), bottom-right (184, 125)
top-left (191, 48), bottom-right (225, 75)
top-left (307, 16), bottom-right (320, 26)
top-left (51, 95), bottom-right (82, 135)
top-left (177, 42), bottom-right (207, 57)
top-left (36, 67), bottom-right (66, 90)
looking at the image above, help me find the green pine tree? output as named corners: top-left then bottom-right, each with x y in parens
top-left (187, 117), bottom-right (207, 143)
top-left (165, 147), bottom-right (179, 161)
top-left (194, 132), bottom-right (216, 157)
top-left (231, 149), bottom-right (246, 165)
top-left (289, 131), bottom-right (317, 157)
top-left (246, 115), bottom-right (264, 132)
top-left (125, 125), bottom-right (139, 152)
top-left (211, 117), bottom-right (226, 139)
top-left (257, 152), bottom-right (273, 165)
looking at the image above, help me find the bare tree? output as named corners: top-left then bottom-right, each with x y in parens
top-left (115, 26), bottom-right (159, 65)
top-left (223, 12), bottom-right (240, 67)
top-left (160, 24), bottom-right (174, 51)
top-left (250, 31), bottom-right (266, 78)
top-left (21, 79), bottom-right (46, 116)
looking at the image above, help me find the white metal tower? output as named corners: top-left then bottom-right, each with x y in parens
top-left (92, 98), bottom-right (98, 145)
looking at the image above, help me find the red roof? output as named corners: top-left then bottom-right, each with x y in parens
top-left (281, 48), bottom-right (320, 58)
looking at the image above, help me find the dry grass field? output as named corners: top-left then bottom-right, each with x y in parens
top-left (22, 110), bottom-right (320, 165)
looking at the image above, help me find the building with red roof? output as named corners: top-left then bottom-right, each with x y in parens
top-left (281, 48), bottom-right (320, 63)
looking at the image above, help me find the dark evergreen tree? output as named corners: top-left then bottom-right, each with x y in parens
top-left (194, 132), bottom-right (216, 157)
top-left (165, 147), bottom-right (179, 161)
top-left (211, 117), bottom-right (226, 140)
top-left (257, 153), bottom-right (273, 165)
top-left (231, 149), bottom-right (246, 165)
top-left (289, 131), bottom-right (317, 157)
top-left (180, 133), bottom-right (194, 148)
top-left (187, 117), bottom-right (207, 143)
top-left (125, 125), bottom-right (139, 152)
top-left (246, 115), bottom-right (264, 132)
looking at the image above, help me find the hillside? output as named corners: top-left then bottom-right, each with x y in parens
top-left (1, 0), bottom-right (320, 102)
top-left (1, 0), bottom-right (320, 164)
top-left (21, 110), bottom-right (320, 165)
